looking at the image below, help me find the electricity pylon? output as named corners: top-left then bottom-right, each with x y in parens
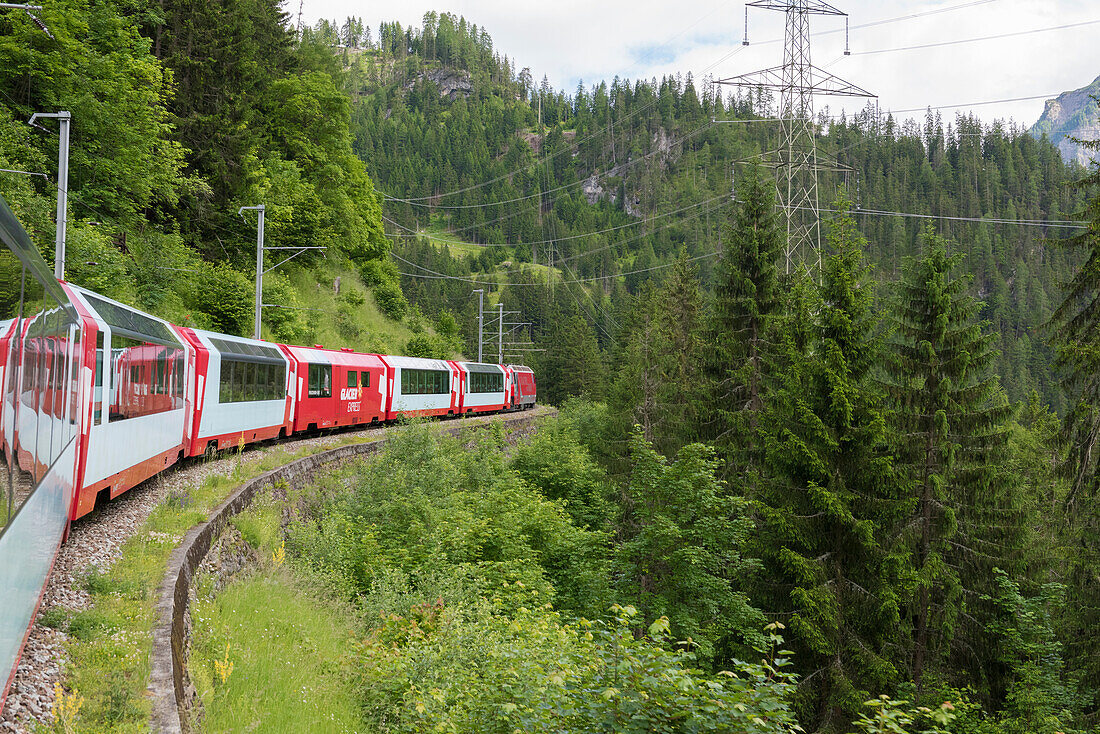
top-left (718, 0), bottom-right (874, 274)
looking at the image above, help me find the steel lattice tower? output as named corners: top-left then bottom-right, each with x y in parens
top-left (718, 1), bottom-right (874, 274)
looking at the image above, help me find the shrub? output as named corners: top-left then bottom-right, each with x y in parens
top-left (373, 279), bottom-right (408, 320)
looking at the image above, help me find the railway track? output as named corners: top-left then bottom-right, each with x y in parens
top-left (0, 408), bottom-right (551, 732)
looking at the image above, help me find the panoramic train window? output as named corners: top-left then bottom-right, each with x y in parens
top-left (94, 332), bottom-right (103, 422)
top-left (219, 359), bottom-right (286, 403)
top-left (468, 370), bottom-right (503, 394)
top-left (78, 292), bottom-right (185, 422)
top-left (107, 334), bottom-right (186, 421)
top-left (308, 363), bottom-right (332, 398)
top-left (0, 194), bottom-right (82, 533)
top-left (400, 368), bottom-right (449, 395)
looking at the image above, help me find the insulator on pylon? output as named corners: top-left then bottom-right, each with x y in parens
top-left (743, 6), bottom-right (750, 45)
top-left (843, 17), bottom-right (850, 55)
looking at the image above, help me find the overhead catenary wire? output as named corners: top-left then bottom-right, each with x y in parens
top-left (393, 201), bottom-right (1085, 289)
top-left (853, 18), bottom-right (1100, 56)
top-left (391, 0), bottom-right (991, 206)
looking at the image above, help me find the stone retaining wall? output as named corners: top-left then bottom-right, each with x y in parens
top-left (148, 413), bottom-right (544, 733)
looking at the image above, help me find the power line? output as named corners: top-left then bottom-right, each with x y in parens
top-left (854, 18), bottom-right (1100, 56)
top-left (387, 193), bottom-right (727, 250)
top-left (394, 200), bottom-right (1084, 289)
top-left (395, 250), bottom-right (720, 287)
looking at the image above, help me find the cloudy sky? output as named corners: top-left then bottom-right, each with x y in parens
top-left (299, 0), bottom-right (1099, 127)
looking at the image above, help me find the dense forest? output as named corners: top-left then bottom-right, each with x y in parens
top-left (4, 2), bottom-right (1100, 732)
top-left (331, 13), bottom-right (1087, 412)
top-left (325, 11), bottom-right (1100, 733)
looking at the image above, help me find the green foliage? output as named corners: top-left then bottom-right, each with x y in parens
top-left (194, 263), bottom-right (253, 335)
top-left (981, 570), bottom-right (1081, 734)
top-left (373, 278), bottom-right (409, 320)
top-left (355, 603), bottom-right (802, 734)
top-left (754, 205), bottom-right (907, 730)
top-left (509, 413), bottom-right (614, 531)
top-left (883, 228), bottom-right (1026, 692)
top-left (404, 332), bottom-right (452, 359)
top-left (704, 167), bottom-right (784, 474)
top-left (616, 429), bottom-right (765, 665)
top-left (287, 424), bottom-right (611, 618)
top-left (848, 696), bottom-right (957, 734)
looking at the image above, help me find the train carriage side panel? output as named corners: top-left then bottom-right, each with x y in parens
top-left (0, 194), bottom-right (84, 712)
top-left (383, 355), bottom-right (459, 419)
top-left (66, 287), bottom-right (190, 519)
top-left (280, 345), bottom-right (386, 432)
top-left (457, 362), bottom-right (507, 414)
top-left (180, 329), bottom-right (293, 455)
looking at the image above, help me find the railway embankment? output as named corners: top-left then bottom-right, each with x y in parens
top-left (151, 410), bottom-right (546, 733)
top-left (0, 409), bottom-right (550, 733)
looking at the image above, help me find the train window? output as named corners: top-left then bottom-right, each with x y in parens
top-left (347, 370), bottom-right (357, 388)
top-left (93, 332), bottom-right (104, 423)
top-left (468, 370), bottom-right (503, 394)
top-left (173, 351), bottom-right (184, 402)
top-left (307, 363), bottom-right (331, 398)
top-left (361, 371), bottom-right (370, 389)
top-left (218, 358), bottom-right (286, 403)
top-left (220, 360), bottom-right (232, 403)
top-left (400, 368), bottom-right (449, 395)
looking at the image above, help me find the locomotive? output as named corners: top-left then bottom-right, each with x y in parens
top-left (0, 195), bottom-right (536, 710)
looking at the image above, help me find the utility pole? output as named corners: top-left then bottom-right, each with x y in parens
top-left (240, 204), bottom-right (326, 341)
top-left (239, 205), bottom-right (265, 339)
top-left (497, 302), bottom-right (504, 364)
top-left (29, 111), bottom-right (71, 280)
top-left (472, 288), bottom-right (484, 362)
top-left (717, 1), bottom-right (873, 274)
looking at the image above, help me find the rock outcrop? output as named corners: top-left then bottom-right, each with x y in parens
top-left (1030, 75), bottom-right (1100, 166)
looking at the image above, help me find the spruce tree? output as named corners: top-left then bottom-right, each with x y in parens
top-left (1048, 138), bottom-right (1100, 711)
top-left (754, 206), bottom-right (904, 730)
top-left (705, 167), bottom-right (784, 477)
top-left (883, 229), bottom-right (1018, 693)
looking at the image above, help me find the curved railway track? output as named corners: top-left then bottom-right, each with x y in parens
top-left (0, 408), bottom-right (551, 732)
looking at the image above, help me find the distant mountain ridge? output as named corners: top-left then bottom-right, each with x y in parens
top-left (1029, 74), bottom-right (1100, 166)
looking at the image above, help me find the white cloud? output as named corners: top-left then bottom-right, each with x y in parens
top-left (300, 0), bottom-right (1100, 126)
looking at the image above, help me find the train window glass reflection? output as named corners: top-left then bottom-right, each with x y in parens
top-left (308, 364), bottom-right (331, 398)
top-left (94, 331), bottom-right (104, 422)
top-left (219, 359), bottom-right (286, 403)
top-left (109, 334), bottom-right (184, 421)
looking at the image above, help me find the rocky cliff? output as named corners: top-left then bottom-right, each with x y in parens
top-left (1030, 74), bottom-right (1100, 166)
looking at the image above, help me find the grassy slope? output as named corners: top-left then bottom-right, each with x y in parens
top-left (189, 571), bottom-right (362, 733)
top-left (50, 436), bottom-right (382, 733)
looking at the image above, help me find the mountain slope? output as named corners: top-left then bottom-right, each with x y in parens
top-left (1030, 74), bottom-right (1100, 166)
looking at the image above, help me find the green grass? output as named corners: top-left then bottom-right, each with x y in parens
top-left (188, 568), bottom-right (363, 733)
top-left (57, 437), bottom-right (385, 733)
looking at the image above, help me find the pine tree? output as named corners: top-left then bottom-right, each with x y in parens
top-left (1048, 138), bottom-right (1100, 712)
top-left (883, 229), bottom-right (1018, 692)
top-left (754, 206), bottom-right (904, 730)
top-left (705, 167), bottom-right (784, 476)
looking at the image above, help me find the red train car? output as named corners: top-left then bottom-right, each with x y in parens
top-left (178, 328), bottom-right (295, 456)
top-left (379, 355), bottom-right (460, 419)
top-left (508, 364), bottom-right (537, 409)
top-left (280, 345), bottom-right (387, 432)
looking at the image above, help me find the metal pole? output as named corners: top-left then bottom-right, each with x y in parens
top-left (472, 288), bottom-right (484, 362)
top-left (54, 113), bottom-right (69, 281)
top-left (29, 111), bottom-right (71, 280)
top-left (239, 205), bottom-right (265, 339)
top-left (254, 207), bottom-right (264, 339)
top-left (497, 302), bottom-right (503, 364)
